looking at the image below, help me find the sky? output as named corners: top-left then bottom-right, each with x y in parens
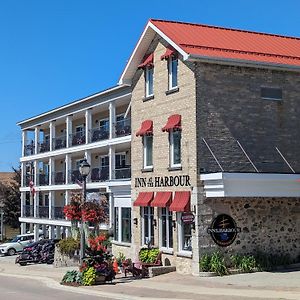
top-left (0, 0), bottom-right (299, 171)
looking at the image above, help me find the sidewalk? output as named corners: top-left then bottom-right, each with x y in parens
top-left (0, 256), bottom-right (300, 300)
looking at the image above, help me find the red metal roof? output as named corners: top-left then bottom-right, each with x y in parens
top-left (151, 192), bottom-right (172, 207)
top-left (138, 53), bottom-right (154, 69)
top-left (162, 114), bottom-right (181, 132)
top-left (150, 19), bottom-right (300, 67)
top-left (136, 120), bottom-right (153, 137)
top-left (169, 191), bottom-right (190, 212)
top-left (133, 192), bottom-right (154, 207)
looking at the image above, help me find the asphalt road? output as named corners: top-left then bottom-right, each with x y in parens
top-left (0, 275), bottom-right (115, 300)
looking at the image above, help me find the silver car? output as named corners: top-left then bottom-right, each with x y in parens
top-left (0, 233), bottom-right (35, 256)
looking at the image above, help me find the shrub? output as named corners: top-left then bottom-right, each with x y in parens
top-left (230, 254), bottom-right (257, 273)
top-left (116, 252), bottom-right (126, 266)
top-left (139, 248), bottom-right (160, 263)
top-left (209, 252), bottom-right (228, 276)
top-left (61, 270), bottom-right (82, 285)
top-left (82, 267), bottom-right (96, 286)
top-left (199, 254), bottom-right (211, 272)
top-left (58, 237), bottom-right (80, 256)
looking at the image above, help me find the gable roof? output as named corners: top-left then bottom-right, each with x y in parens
top-left (119, 19), bottom-right (300, 85)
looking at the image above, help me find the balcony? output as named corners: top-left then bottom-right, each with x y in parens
top-left (115, 118), bottom-right (131, 138)
top-left (115, 166), bottom-right (131, 179)
top-left (24, 140), bottom-right (35, 156)
top-left (38, 206), bottom-right (49, 218)
top-left (52, 171), bottom-right (66, 185)
top-left (23, 205), bottom-right (34, 217)
top-left (53, 135), bottom-right (67, 150)
top-left (38, 173), bottom-right (49, 186)
top-left (90, 125), bottom-right (109, 143)
top-left (53, 207), bottom-right (64, 219)
top-left (70, 132), bottom-right (86, 146)
top-left (90, 166), bottom-right (109, 182)
top-left (69, 169), bottom-right (83, 184)
top-left (38, 141), bottom-right (50, 153)
top-left (24, 174), bottom-right (34, 187)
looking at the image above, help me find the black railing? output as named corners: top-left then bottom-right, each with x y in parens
top-left (90, 125), bottom-right (109, 143)
top-left (38, 142), bottom-right (50, 153)
top-left (69, 169), bottom-right (83, 184)
top-left (70, 132), bottom-right (86, 146)
top-left (54, 207), bottom-right (64, 219)
top-left (90, 166), bottom-right (109, 182)
top-left (38, 206), bottom-right (49, 218)
top-left (115, 118), bottom-right (131, 137)
top-left (53, 135), bottom-right (67, 150)
top-left (38, 173), bottom-right (49, 186)
top-left (23, 205), bottom-right (34, 217)
top-left (115, 166), bottom-right (131, 179)
top-left (24, 140), bottom-right (35, 156)
top-left (52, 171), bottom-right (65, 185)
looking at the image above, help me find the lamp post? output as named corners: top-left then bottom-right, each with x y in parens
top-left (79, 158), bottom-right (91, 265)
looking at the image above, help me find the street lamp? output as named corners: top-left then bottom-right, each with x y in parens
top-left (79, 158), bottom-right (91, 265)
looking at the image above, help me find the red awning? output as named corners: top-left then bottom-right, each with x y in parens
top-left (138, 53), bottom-right (154, 69)
top-left (133, 192), bottom-right (154, 207)
top-left (161, 46), bottom-right (176, 60)
top-left (136, 120), bottom-right (153, 136)
top-left (151, 192), bottom-right (172, 207)
top-left (162, 114), bottom-right (181, 132)
top-left (169, 191), bottom-right (190, 212)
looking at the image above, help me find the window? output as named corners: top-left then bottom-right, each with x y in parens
top-left (160, 208), bottom-right (173, 249)
top-left (143, 135), bottom-right (153, 169)
top-left (261, 87), bottom-right (282, 101)
top-left (142, 206), bottom-right (154, 245)
top-left (168, 57), bottom-right (178, 90)
top-left (114, 206), bottom-right (131, 243)
top-left (178, 213), bottom-right (192, 252)
top-left (99, 119), bottom-right (109, 131)
top-left (115, 153), bottom-right (126, 169)
top-left (170, 130), bottom-right (181, 167)
top-left (75, 125), bottom-right (85, 135)
top-left (145, 66), bottom-right (154, 97)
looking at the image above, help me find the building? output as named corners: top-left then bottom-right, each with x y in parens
top-left (17, 85), bottom-right (132, 241)
top-left (114, 19), bottom-right (300, 275)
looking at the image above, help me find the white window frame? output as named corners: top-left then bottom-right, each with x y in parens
top-left (113, 198), bottom-right (132, 244)
top-left (177, 213), bottom-right (192, 255)
top-left (159, 207), bottom-right (173, 251)
top-left (98, 118), bottom-right (109, 131)
top-left (75, 124), bottom-right (85, 134)
top-left (143, 135), bottom-right (153, 169)
top-left (170, 130), bottom-right (181, 168)
top-left (168, 56), bottom-right (178, 90)
top-left (141, 206), bottom-right (154, 246)
top-left (145, 66), bottom-right (154, 97)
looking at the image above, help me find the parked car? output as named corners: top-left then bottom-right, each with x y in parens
top-left (0, 233), bottom-right (35, 256)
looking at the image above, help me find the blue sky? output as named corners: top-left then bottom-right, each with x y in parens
top-left (0, 0), bottom-right (299, 171)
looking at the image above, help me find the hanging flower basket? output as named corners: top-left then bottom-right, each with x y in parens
top-left (63, 204), bottom-right (82, 221)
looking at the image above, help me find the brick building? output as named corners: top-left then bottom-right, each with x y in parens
top-left (113, 19), bottom-right (300, 275)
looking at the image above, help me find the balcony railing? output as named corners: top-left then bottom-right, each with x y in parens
top-left (38, 142), bottom-right (50, 153)
top-left (53, 207), bottom-right (64, 219)
top-left (38, 173), bottom-right (49, 186)
top-left (24, 140), bottom-right (35, 156)
top-left (52, 171), bottom-right (66, 185)
top-left (115, 118), bottom-right (131, 137)
top-left (69, 169), bottom-right (83, 184)
top-left (115, 166), bottom-right (131, 179)
top-left (38, 206), bottom-right (49, 218)
top-left (70, 132), bottom-right (86, 146)
top-left (90, 125), bottom-right (109, 143)
top-left (90, 166), bottom-right (109, 182)
top-left (53, 135), bottom-right (67, 150)
top-left (23, 205), bottom-right (34, 217)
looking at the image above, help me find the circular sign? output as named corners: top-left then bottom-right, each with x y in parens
top-left (181, 212), bottom-right (195, 224)
top-left (207, 214), bottom-right (241, 247)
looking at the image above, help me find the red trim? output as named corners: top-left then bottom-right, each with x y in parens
top-left (133, 192), bottom-right (154, 207)
top-left (138, 53), bottom-right (154, 69)
top-left (169, 191), bottom-right (190, 212)
top-left (162, 114), bottom-right (181, 132)
top-left (151, 192), bottom-right (172, 207)
top-left (161, 46), bottom-right (176, 60)
top-left (136, 120), bottom-right (153, 136)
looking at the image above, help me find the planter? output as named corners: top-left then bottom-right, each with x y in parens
top-left (199, 271), bottom-right (218, 277)
top-left (94, 275), bottom-right (106, 284)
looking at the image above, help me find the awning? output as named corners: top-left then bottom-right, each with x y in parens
top-left (151, 192), bottom-right (172, 207)
top-left (169, 191), bottom-right (190, 212)
top-left (133, 192), bottom-right (154, 207)
top-left (161, 46), bottom-right (176, 60)
top-left (162, 114), bottom-right (181, 132)
top-left (138, 53), bottom-right (154, 69)
top-left (136, 120), bottom-right (153, 136)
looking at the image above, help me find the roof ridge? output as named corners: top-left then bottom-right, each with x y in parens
top-left (150, 18), bottom-right (300, 42)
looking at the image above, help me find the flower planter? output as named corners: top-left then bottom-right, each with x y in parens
top-left (94, 275), bottom-right (106, 284)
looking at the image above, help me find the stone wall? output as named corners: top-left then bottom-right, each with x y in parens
top-left (53, 245), bottom-right (80, 268)
top-left (197, 196), bottom-right (300, 260)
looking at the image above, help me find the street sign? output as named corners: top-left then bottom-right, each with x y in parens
top-left (181, 212), bottom-right (195, 224)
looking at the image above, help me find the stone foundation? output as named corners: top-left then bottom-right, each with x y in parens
top-left (53, 245), bottom-right (80, 268)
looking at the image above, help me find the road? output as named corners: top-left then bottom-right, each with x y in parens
top-left (0, 275), bottom-right (114, 300)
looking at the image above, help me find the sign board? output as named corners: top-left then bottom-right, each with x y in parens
top-left (207, 214), bottom-right (241, 247)
top-left (181, 212), bottom-right (195, 224)
top-left (135, 175), bottom-right (191, 188)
